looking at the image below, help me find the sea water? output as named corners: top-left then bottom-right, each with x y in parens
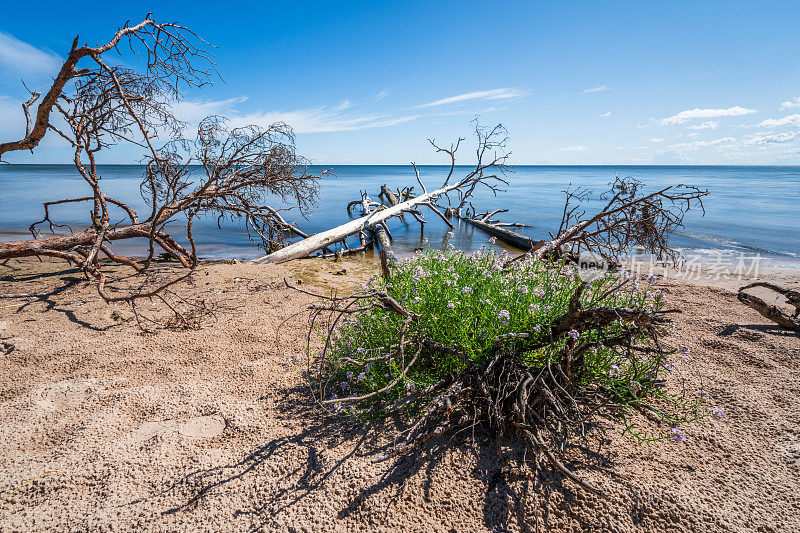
top-left (1, 165), bottom-right (798, 267)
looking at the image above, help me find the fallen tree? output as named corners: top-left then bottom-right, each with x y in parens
top-left (460, 208), bottom-right (542, 251)
top-left (255, 125), bottom-right (509, 263)
top-left (534, 180), bottom-right (707, 263)
top-left (455, 179), bottom-right (707, 274)
top-left (0, 17), bottom-right (321, 327)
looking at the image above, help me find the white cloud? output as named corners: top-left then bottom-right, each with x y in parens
top-left (0, 32), bottom-right (61, 74)
top-left (560, 145), bottom-right (587, 151)
top-left (665, 130), bottom-right (800, 159)
top-left (415, 88), bottom-right (527, 108)
top-left (432, 106), bottom-right (497, 118)
top-left (757, 114), bottom-right (800, 127)
top-left (667, 137), bottom-right (736, 150)
top-left (744, 131), bottom-right (799, 145)
top-left (372, 89), bottom-right (389, 102)
top-left (172, 96), bottom-right (249, 123)
top-left (688, 121), bottom-right (718, 130)
top-left (780, 97), bottom-right (800, 110)
top-left (659, 106), bottom-right (756, 125)
top-left (649, 138), bottom-right (665, 143)
top-left (581, 85), bottom-right (609, 94)
top-left (599, 111), bottom-right (611, 118)
top-left (170, 94), bottom-right (422, 134)
top-left (229, 107), bottom-right (420, 133)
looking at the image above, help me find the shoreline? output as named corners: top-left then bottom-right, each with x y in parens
top-left (3, 228), bottom-right (800, 267)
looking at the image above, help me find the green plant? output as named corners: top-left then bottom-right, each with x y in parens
top-left (301, 238), bottom-right (711, 495)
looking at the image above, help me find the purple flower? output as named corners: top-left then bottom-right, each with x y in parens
top-left (678, 345), bottom-right (690, 356)
top-left (711, 408), bottom-right (725, 420)
top-left (609, 364), bottom-right (620, 377)
top-left (447, 302), bottom-right (456, 309)
top-left (518, 286), bottom-right (529, 294)
top-left (357, 372), bottom-right (366, 382)
top-left (696, 390), bottom-right (708, 399)
top-left (671, 428), bottom-right (686, 444)
top-left (461, 286), bottom-right (473, 294)
top-left (567, 329), bottom-right (580, 341)
top-left (630, 381), bottom-right (642, 394)
top-left (488, 237), bottom-right (497, 245)
top-left (498, 309), bottom-right (510, 321)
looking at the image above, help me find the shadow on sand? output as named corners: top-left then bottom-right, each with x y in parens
top-left (155, 384), bottom-right (618, 532)
top-left (1, 269), bottom-right (121, 332)
top-left (717, 323), bottom-right (800, 339)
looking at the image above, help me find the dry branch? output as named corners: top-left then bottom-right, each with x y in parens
top-left (0, 18), bottom-right (321, 327)
top-left (536, 178), bottom-right (708, 263)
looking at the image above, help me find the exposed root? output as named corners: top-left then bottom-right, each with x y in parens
top-left (297, 279), bottom-right (676, 497)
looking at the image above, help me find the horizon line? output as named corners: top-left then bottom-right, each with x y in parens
top-left (3, 163), bottom-right (800, 168)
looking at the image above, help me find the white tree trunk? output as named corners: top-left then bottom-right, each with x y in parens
top-left (254, 185), bottom-right (455, 264)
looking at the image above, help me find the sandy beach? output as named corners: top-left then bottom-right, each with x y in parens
top-left (0, 258), bottom-right (796, 532)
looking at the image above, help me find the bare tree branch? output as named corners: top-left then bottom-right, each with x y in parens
top-left (0, 18), bottom-right (321, 328)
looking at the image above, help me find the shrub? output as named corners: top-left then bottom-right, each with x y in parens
top-left (304, 238), bottom-right (710, 495)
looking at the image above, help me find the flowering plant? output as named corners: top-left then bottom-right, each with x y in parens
top-left (304, 240), bottom-right (718, 493)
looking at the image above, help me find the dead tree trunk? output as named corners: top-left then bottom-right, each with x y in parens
top-left (460, 209), bottom-right (542, 252)
top-left (255, 186), bottom-right (444, 263)
top-left (254, 125), bottom-right (510, 264)
top-left (738, 282), bottom-right (800, 332)
top-left (0, 18), bottom-right (322, 328)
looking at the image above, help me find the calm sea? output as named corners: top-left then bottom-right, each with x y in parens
top-left (1, 165), bottom-right (798, 267)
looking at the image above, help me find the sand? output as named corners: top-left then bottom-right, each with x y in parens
top-left (0, 257), bottom-right (798, 532)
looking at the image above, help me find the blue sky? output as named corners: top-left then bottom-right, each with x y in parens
top-left (2, 1), bottom-right (800, 164)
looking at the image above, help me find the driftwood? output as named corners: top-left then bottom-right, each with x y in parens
top-left (255, 124), bottom-right (508, 264)
top-left (460, 208), bottom-right (543, 252)
top-left (737, 282), bottom-right (800, 332)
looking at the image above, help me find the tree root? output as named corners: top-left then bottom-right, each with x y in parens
top-left (302, 279), bottom-right (674, 498)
